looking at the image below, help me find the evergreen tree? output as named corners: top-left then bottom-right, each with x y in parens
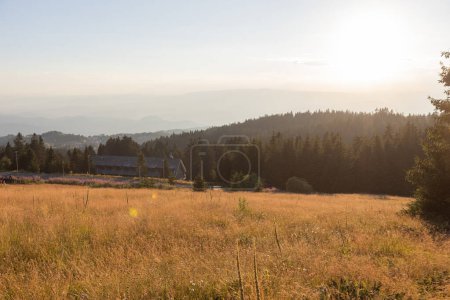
top-left (29, 134), bottom-right (46, 169)
top-left (4, 142), bottom-right (13, 163)
top-left (98, 136), bottom-right (140, 156)
top-left (25, 148), bottom-right (40, 173)
top-left (44, 147), bottom-right (57, 173)
top-left (407, 52), bottom-right (450, 226)
top-left (83, 146), bottom-right (95, 174)
top-left (68, 148), bottom-right (83, 173)
top-left (163, 159), bottom-right (172, 178)
top-left (137, 152), bottom-right (147, 177)
top-left (13, 133), bottom-right (26, 171)
top-left (13, 133), bottom-right (25, 153)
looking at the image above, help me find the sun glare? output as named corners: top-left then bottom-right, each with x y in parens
top-left (129, 207), bottom-right (138, 218)
top-left (330, 11), bottom-right (409, 85)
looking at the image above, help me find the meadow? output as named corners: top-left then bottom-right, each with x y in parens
top-left (0, 185), bottom-right (448, 299)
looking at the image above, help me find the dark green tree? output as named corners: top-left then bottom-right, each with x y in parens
top-left (83, 146), bottom-right (95, 174)
top-left (98, 136), bottom-right (140, 156)
top-left (407, 52), bottom-right (450, 226)
top-left (29, 134), bottom-right (46, 167)
top-left (4, 142), bottom-right (14, 163)
top-left (137, 152), bottom-right (147, 177)
top-left (44, 147), bottom-right (56, 173)
top-left (0, 156), bottom-right (12, 171)
top-left (13, 133), bottom-right (25, 153)
top-left (67, 148), bottom-right (83, 173)
top-left (26, 149), bottom-right (40, 173)
top-left (163, 159), bottom-right (172, 178)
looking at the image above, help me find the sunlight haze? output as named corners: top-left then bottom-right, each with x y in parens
top-left (0, 0), bottom-right (449, 130)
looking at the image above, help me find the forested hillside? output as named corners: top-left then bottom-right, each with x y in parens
top-left (142, 109), bottom-right (432, 195)
top-left (0, 109), bottom-right (433, 196)
top-left (143, 109), bottom-right (432, 150)
top-left (0, 129), bottom-right (185, 149)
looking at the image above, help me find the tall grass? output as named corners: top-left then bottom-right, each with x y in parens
top-left (0, 184), bottom-right (448, 298)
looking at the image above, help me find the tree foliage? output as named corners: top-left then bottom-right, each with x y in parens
top-left (0, 110), bottom-right (432, 197)
top-left (407, 52), bottom-right (450, 226)
top-left (286, 177), bottom-right (314, 194)
top-left (193, 176), bottom-right (206, 191)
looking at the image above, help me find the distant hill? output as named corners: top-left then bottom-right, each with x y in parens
top-left (1, 109), bottom-right (435, 150)
top-left (0, 130), bottom-right (187, 149)
top-left (0, 114), bottom-right (202, 136)
top-left (142, 109), bottom-right (434, 149)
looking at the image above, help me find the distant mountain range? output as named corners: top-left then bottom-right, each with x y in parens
top-left (0, 114), bottom-right (202, 136)
top-left (0, 130), bottom-right (191, 149)
top-left (0, 108), bottom-right (435, 150)
top-left (1, 89), bottom-right (435, 135)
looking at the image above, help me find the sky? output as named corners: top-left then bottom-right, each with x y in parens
top-left (0, 0), bottom-right (449, 129)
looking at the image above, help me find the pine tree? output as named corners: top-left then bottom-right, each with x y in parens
top-left (44, 147), bottom-right (56, 173)
top-left (83, 146), bottom-right (95, 174)
top-left (407, 52), bottom-right (450, 226)
top-left (4, 142), bottom-right (14, 169)
top-left (13, 133), bottom-right (25, 153)
top-left (137, 152), bottom-right (147, 177)
top-left (26, 148), bottom-right (40, 173)
top-left (163, 159), bottom-right (172, 178)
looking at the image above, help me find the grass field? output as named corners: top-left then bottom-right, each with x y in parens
top-left (0, 185), bottom-right (449, 299)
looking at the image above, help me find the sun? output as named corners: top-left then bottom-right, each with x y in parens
top-left (330, 11), bottom-right (409, 85)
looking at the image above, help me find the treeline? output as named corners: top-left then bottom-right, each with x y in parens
top-left (141, 108), bottom-right (432, 150)
top-left (0, 109), bottom-right (431, 196)
top-left (141, 110), bottom-right (430, 196)
top-left (184, 122), bottom-right (424, 195)
top-left (97, 136), bottom-right (182, 158)
top-left (258, 122), bottom-right (423, 195)
top-left (0, 133), bottom-right (95, 174)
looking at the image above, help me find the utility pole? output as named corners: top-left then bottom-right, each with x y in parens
top-left (87, 154), bottom-right (91, 175)
top-left (200, 160), bottom-right (204, 180)
top-left (14, 151), bottom-right (18, 173)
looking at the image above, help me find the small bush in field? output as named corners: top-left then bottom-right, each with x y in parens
top-left (192, 176), bottom-right (206, 191)
top-left (320, 278), bottom-right (382, 299)
top-left (320, 277), bottom-right (408, 299)
top-left (286, 177), bottom-right (314, 194)
top-left (136, 178), bottom-right (155, 188)
top-left (238, 197), bottom-right (249, 214)
top-left (234, 197), bottom-right (251, 221)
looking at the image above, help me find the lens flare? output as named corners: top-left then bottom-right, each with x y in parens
top-left (129, 207), bottom-right (138, 218)
top-left (151, 192), bottom-right (157, 200)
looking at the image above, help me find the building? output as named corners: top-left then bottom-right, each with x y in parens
top-left (92, 155), bottom-right (187, 179)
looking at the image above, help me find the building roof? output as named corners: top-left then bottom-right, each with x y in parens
top-left (93, 155), bottom-right (185, 171)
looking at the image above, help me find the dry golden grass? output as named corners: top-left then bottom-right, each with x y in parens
top-left (0, 184), bottom-right (449, 299)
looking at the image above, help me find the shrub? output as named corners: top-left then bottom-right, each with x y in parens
top-left (193, 176), bottom-right (206, 191)
top-left (320, 278), bottom-right (406, 300)
top-left (136, 178), bottom-right (155, 188)
top-left (230, 172), bottom-right (263, 191)
top-left (320, 278), bottom-right (382, 299)
top-left (0, 156), bottom-right (12, 171)
top-left (234, 197), bottom-right (251, 221)
top-left (285, 177), bottom-right (314, 194)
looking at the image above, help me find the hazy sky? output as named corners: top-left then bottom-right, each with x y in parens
top-left (0, 0), bottom-right (449, 124)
